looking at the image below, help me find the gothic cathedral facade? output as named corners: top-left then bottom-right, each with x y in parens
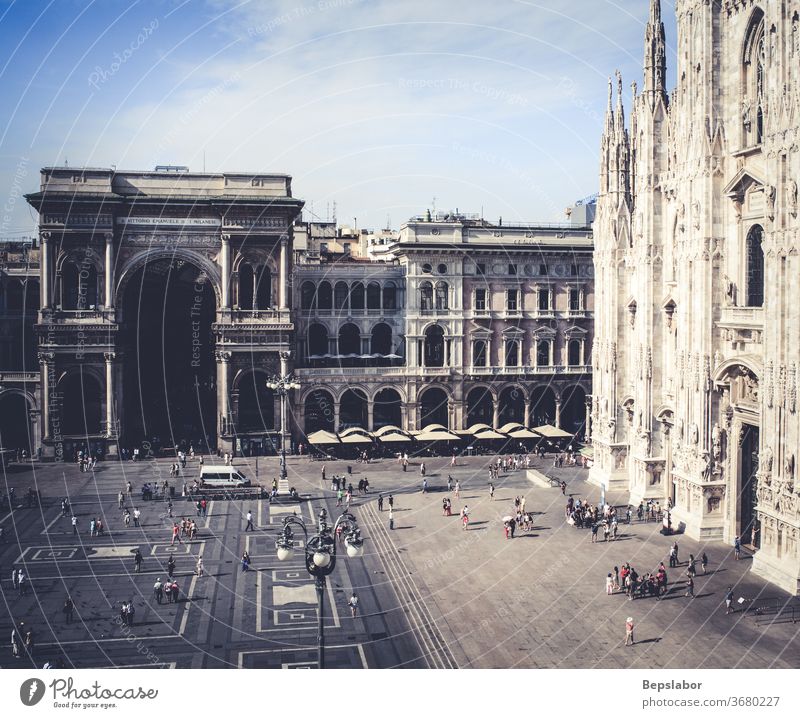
top-left (591, 0), bottom-right (800, 593)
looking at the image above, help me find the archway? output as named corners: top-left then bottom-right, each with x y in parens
top-left (304, 390), bottom-right (335, 433)
top-left (236, 372), bottom-right (275, 433)
top-left (371, 323), bottom-right (392, 355)
top-left (340, 389), bottom-right (367, 429)
top-left (530, 385), bottom-right (556, 426)
top-left (0, 392), bottom-right (32, 453)
top-left (420, 387), bottom-right (449, 428)
top-left (374, 388), bottom-right (402, 429)
top-left (255, 266), bottom-right (271, 308)
top-left (499, 386), bottom-right (526, 425)
top-left (561, 385), bottom-right (587, 438)
top-left (338, 323), bottom-right (360, 366)
top-left (308, 323), bottom-right (329, 357)
top-left (424, 325), bottom-right (445, 367)
top-left (238, 263), bottom-right (254, 309)
top-left (466, 387), bottom-right (493, 426)
top-left (59, 369), bottom-right (102, 436)
top-left (120, 258), bottom-right (216, 448)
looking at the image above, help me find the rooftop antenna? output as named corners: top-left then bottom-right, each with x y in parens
top-left (432, 196), bottom-right (437, 214)
top-left (332, 200), bottom-right (337, 223)
top-left (326, 202), bottom-right (330, 221)
top-left (385, 213), bottom-right (391, 230)
top-left (203, 150), bottom-right (206, 173)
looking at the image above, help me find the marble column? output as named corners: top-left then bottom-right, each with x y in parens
top-left (104, 352), bottom-right (115, 437)
top-left (555, 399), bottom-right (562, 428)
top-left (492, 400), bottom-right (500, 429)
top-left (40, 353), bottom-right (51, 440)
top-left (367, 400), bottom-right (374, 431)
top-left (217, 351), bottom-right (231, 435)
top-left (104, 233), bottom-right (114, 309)
top-left (220, 234), bottom-right (231, 310)
top-left (524, 399), bottom-right (531, 428)
top-left (279, 236), bottom-right (289, 310)
top-left (40, 232), bottom-right (51, 309)
top-left (585, 397), bottom-right (592, 440)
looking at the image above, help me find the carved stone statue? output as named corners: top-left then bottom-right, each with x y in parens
top-left (689, 422), bottom-right (699, 445)
top-left (742, 97), bottom-right (752, 131)
top-left (712, 423), bottom-right (723, 462)
top-left (762, 446), bottom-right (774, 473)
top-left (765, 184), bottom-right (776, 220)
top-left (788, 178), bottom-right (798, 217)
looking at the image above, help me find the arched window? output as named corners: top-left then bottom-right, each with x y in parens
top-left (505, 340), bottom-right (519, 367)
top-left (419, 281), bottom-right (433, 312)
top-left (62, 262), bottom-right (98, 310)
top-left (370, 323), bottom-right (392, 355)
top-left (255, 266), bottom-right (271, 308)
top-left (382, 281), bottom-right (397, 310)
top-left (338, 323), bottom-right (360, 356)
top-left (334, 281), bottom-right (349, 311)
top-left (301, 281), bottom-right (315, 310)
top-left (238, 263), bottom-right (254, 310)
top-left (367, 282), bottom-right (381, 310)
top-left (742, 12), bottom-right (765, 146)
top-left (424, 325), bottom-right (445, 367)
top-left (435, 281), bottom-right (449, 310)
top-left (473, 340), bottom-right (487, 367)
top-left (317, 281), bottom-right (332, 310)
top-left (746, 224), bottom-right (764, 307)
top-left (350, 282), bottom-right (365, 311)
top-left (568, 339), bottom-right (581, 366)
top-left (537, 340), bottom-right (551, 367)
top-left (308, 323), bottom-right (328, 357)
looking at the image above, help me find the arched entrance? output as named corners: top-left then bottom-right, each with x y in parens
top-left (561, 385), bottom-right (587, 438)
top-left (420, 387), bottom-right (449, 428)
top-left (304, 390), bottom-right (335, 433)
top-left (340, 389), bottom-right (367, 429)
top-left (236, 372), bottom-right (275, 432)
top-left (530, 386), bottom-right (556, 426)
top-left (499, 386), bottom-right (526, 425)
top-left (374, 388), bottom-right (402, 429)
top-left (0, 392), bottom-right (32, 453)
top-left (466, 387), bottom-right (493, 426)
top-left (120, 258), bottom-right (217, 450)
top-left (59, 369), bottom-right (102, 436)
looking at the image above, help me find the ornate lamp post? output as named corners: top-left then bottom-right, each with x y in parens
top-left (266, 357), bottom-right (300, 483)
top-left (275, 510), bottom-right (364, 668)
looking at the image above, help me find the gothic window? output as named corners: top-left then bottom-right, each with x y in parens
top-left (742, 12), bottom-right (766, 146)
top-left (301, 281), bottom-right (315, 310)
top-left (434, 281), bottom-right (449, 310)
top-left (367, 282), bottom-right (381, 309)
top-left (745, 224), bottom-right (764, 307)
top-left (419, 281), bottom-right (433, 312)
top-left (424, 325), bottom-right (445, 367)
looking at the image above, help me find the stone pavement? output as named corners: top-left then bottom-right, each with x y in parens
top-left (1, 452), bottom-right (798, 669)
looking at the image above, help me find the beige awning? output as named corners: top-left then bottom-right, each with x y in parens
top-left (462, 423), bottom-right (492, 435)
top-left (307, 430), bottom-right (340, 444)
top-left (339, 427), bottom-right (373, 438)
top-left (474, 430), bottom-right (507, 440)
top-left (533, 425), bottom-right (573, 439)
top-left (498, 422), bottom-right (525, 434)
top-left (374, 425), bottom-right (403, 437)
top-left (509, 428), bottom-right (540, 439)
top-left (339, 434), bottom-right (373, 444)
top-left (377, 434), bottom-right (412, 443)
top-left (579, 446), bottom-right (594, 459)
top-left (419, 423), bottom-right (448, 433)
top-left (416, 430), bottom-right (460, 441)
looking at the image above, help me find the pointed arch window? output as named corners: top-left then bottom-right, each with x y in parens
top-left (745, 224), bottom-right (764, 307)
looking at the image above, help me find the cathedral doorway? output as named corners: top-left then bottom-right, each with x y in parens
top-left (120, 258), bottom-right (217, 451)
top-left (738, 423), bottom-right (760, 549)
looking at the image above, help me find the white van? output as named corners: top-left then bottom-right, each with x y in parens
top-left (199, 466), bottom-right (251, 488)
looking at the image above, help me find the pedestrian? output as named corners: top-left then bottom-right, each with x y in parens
top-left (447, 475), bottom-right (453, 492)
top-left (420, 462), bottom-right (426, 477)
top-left (348, 592), bottom-right (359, 617)
top-left (725, 586), bottom-right (734, 614)
top-left (378, 494), bottom-right (384, 512)
top-left (422, 478), bottom-right (428, 494)
top-left (167, 555), bottom-right (176, 580)
top-left (591, 523), bottom-right (599, 543)
top-left (24, 625), bottom-right (34, 660)
top-left (62, 596), bottom-right (74, 624)
top-left (171, 523), bottom-right (182, 545)
top-left (245, 510), bottom-right (254, 532)
top-left (560, 480), bottom-right (566, 495)
top-left (164, 581), bottom-right (173, 604)
top-left (133, 508), bottom-right (141, 527)
top-left (17, 570), bottom-right (26, 596)
top-left (489, 483), bottom-right (495, 500)
top-left (454, 481), bottom-right (461, 499)
top-left (11, 566), bottom-right (18, 590)
top-left (606, 573), bottom-right (614, 595)
top-left (134, 549), bottom-right (143, 573)
top-left (509, 517), bottom-right (516, 538)
top-left (241, 551), bottom-right (250, 572)
top-left (118, 491), bottom-right (125, 509)
top-left (11, 625), bottom-right (20, 659)
top-left (388, 507), bottom-right (394, 530)
top-left (388, 494), bottom-right (394, 510)
top-left (625, 616), bottom-right (634, 646)
top-left (153, 578), bottom-right (163, 604)
top-left (701, 552), bottom-right (708, 574)
top-left (734, 535), bottom-right (741, 560)
top-left (71, 515), bottom-right (78, 534)
top-left (461, 505), bottom-right (469, 530)
top-left (668, 543), bottom-right (677, 568)
top-left (196, 557), bottom-right (204, 577)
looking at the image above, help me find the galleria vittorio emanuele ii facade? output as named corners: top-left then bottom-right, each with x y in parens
top-left (591, 0), bottom-right (800, 593)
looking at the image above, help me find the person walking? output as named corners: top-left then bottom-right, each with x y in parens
top-left (388, 494), bottom-right (394, 511)
top-left (377, 494), bottom-right (384, 512)
top-left (133, 508), bottom-right (141, 528)
top-left (668, 543), bottom-right (678, 568)
top-left (171, 523), bottom-right (182, 546)
top-left (625, 616), bottom-right (635, 646)
top-left (685, 575), bottom-right (695, 598)
top-left (489, 483), bottom-right (495, 500)
top-left (17, 570), bottom-right (26, 597)
top-left (734, 535), bottom-right (741, 560)
top-left (118, 491), bottom-right (125, 509)
top-left (167, 555), bottom-right (176, 580)
top-left (420, 462), bottom-right (426, 478)
top-left (348, 592), bottom-right (359, 617)
top-left (11, 567), bottom-right (18, 591)
top-left (241, 551), bottom-right (250, 572)
top-left (11, 625), bottom-right (21, 659)
top-left (725, 586), bottom-right (734, 614)
top-left (701, 551), bottom-right (709, 574)
top-left (133, 549), bottom-right (143, 573)
top-left (422, 478), bottom-right (428, 494)
top-left (245, 510), bottom-right (255, 532)
top-left (153, 578), bottom-right (164, 604)
top-left (71, 515), bottom-right (78, 534)
top-left (62, 596), bottom-right (74, 624)
top-left (461, 505), bottom-right (470, 531)
top-left (196, 557), bottom-right (204, 577)
top-left (606, 573), bottom-right (614, 595)
top-left (454, 481), bottom-right (461, 499)
top-left (388, 507), bottom-right (394, 530)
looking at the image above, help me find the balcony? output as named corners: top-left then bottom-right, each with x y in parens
top-left (468, 364), bottom-right (591, 376)
top-left (227, 309), bottom-right (292, 324)
top-left (718, 306), bottom-right (763, 331)
top-left (40, 308), bottom-right (115, 323)
top-left (0, 371), bottom-right (39, 383)
top-left (296, 366), bottom-right (409, 377)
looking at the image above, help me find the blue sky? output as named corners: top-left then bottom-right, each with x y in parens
top-left (0, 0), bottom-right (677, 236)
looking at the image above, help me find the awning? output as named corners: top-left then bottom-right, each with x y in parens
top-left (374, 425), bottom-right (402, 437)
top-left (339, 427), bottom-right (373, 438)
top-left (463, 423), bottom-right (492, 435)
top-left (533, 425), bottom-right (573, 439)
top-left (579, 446), bottom-right (594, 459)
top-left (377, 434), bottom-right (412, 443)
top-left (474, 430), bottom-right (507, 440)
top-left (420, 423), bottom-right (448, 433)
top-left (338, 434), bottom-right (373, 444)
top-left (307, 430), bottom-right (340, 444)
top-left (416, 430), bottom-right (460, 442)
top-left (498, 422), bottom-right (525, 434)
top-left (508, 428), bottom-right (540, 439)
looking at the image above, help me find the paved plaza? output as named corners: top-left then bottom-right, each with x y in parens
top-left (1, 453), bottom-right (799, 669)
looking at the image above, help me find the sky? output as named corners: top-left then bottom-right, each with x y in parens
top-left (0, 0), bottom-right (677, 237)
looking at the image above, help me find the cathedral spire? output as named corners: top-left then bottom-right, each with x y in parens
top-left (614, 70), bottom-right (625, 131)
top-left (643, 0), bottom-right (667, 108)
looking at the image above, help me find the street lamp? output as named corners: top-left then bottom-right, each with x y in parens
top-left (266, 369), bottom-right (301, 483)
top-left (275, 510), bottom-right (364, 668)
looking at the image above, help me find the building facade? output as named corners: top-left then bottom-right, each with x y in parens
top-left (591, 0), bottom-right (800, 593)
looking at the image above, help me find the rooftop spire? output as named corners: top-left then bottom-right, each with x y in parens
top-left (643, 0), bottom-right (667, 107)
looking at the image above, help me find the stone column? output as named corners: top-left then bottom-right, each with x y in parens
top-left (492, 399), bottom-right (500, 429)
top-left (524, 399), bottom-right (531, 427)
top-left (555, 399), bottom-right (562, 428)
top-left (216, 351), bottom-right (231, 437)
top-left (39, 353), bottom-right (51, 440)
top-left (400, 402), bottom-right (409, 432)
top-left (279, 235), bottom-right (289, 310)
top-left (220, 234), bottom-right (231, 310)
top-left (367, 400), bottom-right (374, 431)
top-left (104, 352), bottom-right (115, 437)
top-left (40, 232), bottom-right (51, 309)
top-left (585, 396), bottom-right (592, 440)
top-left (104, 232), bottom-right (114, 309)
top-left (334, 402), bottom-right (341, 433)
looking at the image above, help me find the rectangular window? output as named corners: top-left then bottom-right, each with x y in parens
top-left (539, 263), bottom-right (547, 275)
top-left (507, 289), bottom-right (518, 311)
top-left (569, 288), bottom-right (580, 311)
top-left (477, 263), bottom-right (486, 276)
top-left (570, 263), bottom-right (578, 276)
top-left (538, 288), bottom-right (549, 311)
top-left (475, 288), bottom-right (487, 311)
top-left (508, 264), bottom-right (517, 276)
